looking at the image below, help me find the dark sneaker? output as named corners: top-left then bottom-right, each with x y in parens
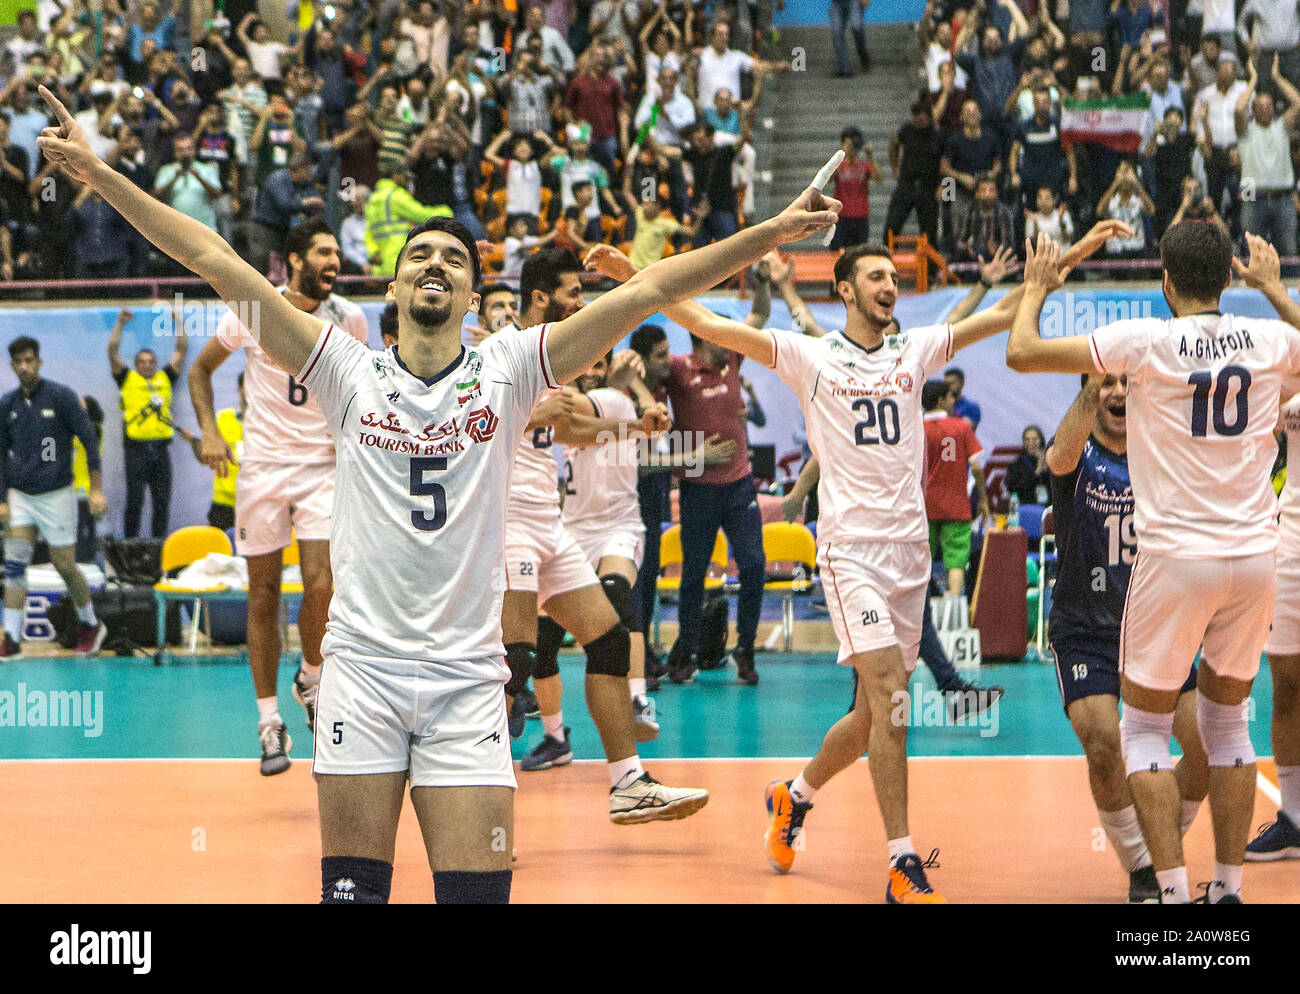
top-left (258, 721), bottom-right (292, 776)
top-left (1193, 881), bottom-right (1244, 904)
top-left (517, 687), bottom-right (540, 720)
top-left (1129, 864), bottom-right (1160, 904)
top-left (0, 633), bottom-right (20, 659)
top-left (74, 621), bottom-right (108, 657)
top-left (507, 694), bottom-right (527, 740)
top-left (520, 728), bottom-right (573, 771)
top-left (886, 850), bottom-right (947, 904)
top-left (945, 682), bottom-right (1004, 723)
top-left (731, 646), bottom-right (758, 686)
top-left (644, 648), bottom-right (666, 692)
top-left (292, 666), bottom-right (318, 734)
top-left (669, 652), bottom-right (699, 685)
top-left (1244, 811), bottom-right (1300, 861)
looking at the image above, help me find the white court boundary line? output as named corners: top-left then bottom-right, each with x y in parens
top-left (1257, 772), bottom-right (1282, 807)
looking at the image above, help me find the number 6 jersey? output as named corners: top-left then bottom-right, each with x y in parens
top-left (298, 322), bottom-right (556, 669)
top-left (1090, 313), bottom-right (1300, 558)
top-left (767, 325), bottom-right (953, 546)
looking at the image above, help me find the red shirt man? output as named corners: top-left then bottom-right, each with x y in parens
top-left (664, 343), bottom-right (751, 486)
top-left (922, 378), bottom-right (990, 595)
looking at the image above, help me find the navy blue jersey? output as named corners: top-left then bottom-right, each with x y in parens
top-left (1048, 435), bottom-right (1134, 636)
top-left (0, 379), bottom-right (101, 497)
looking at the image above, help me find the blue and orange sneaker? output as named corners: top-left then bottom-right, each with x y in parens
top-left (1244, 811), bottom-right (1300, 861)
top-left (886, 850), bottom-right (947, 904)
top-left (764, 780), bottom-right (812, 873)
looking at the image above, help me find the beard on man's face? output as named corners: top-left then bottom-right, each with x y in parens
top-left (409, 296), bottom-right (453, 327)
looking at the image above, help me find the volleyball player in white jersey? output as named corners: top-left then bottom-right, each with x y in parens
top-left (1009, 227), bottom-right (1300, 903)
top-left (190, 218), bottom-right (370, 776)
top-left (519, 349), bottom-right (662, 773)
top-left (587, 222), bottom-right (1127, 902)
top-left (37, 84), bottom-right (842, 902)
top-left (501, 249), bottom-right (706, 823)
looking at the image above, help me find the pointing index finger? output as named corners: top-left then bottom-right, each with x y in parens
top-left (38, 84), bottom-right (74, 127)
top-left (811, 150), bottom-right (845, 192)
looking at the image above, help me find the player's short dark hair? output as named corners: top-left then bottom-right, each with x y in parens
top-left (944, 367), bottom-right (965, 384)
top-left (397, 216), bottom-right (482, 289)
top-left (520, 248), bottom-right (582, 308)
top-left (284, 218), bottom-right (336, 265)
top-left (136, 348), bottom-right (157, 360)
top-left (1160, 218), bottom-right (1232, 301)
top-left (832, 243), bottom-right (892, 288)
top-left (478, 281), bottom-right (515, 302)
top-left (380, 301), bottom-right (398, 341)
top-left (9, 336), bottom-right (39, 359)
top-left (922, 378), bottom-right (950, 411)
top-left (630, 323), bottom-right (666, 357)
top-left (571, 179), bottom-right (594, 194)
top-left (840, 125), bottom-right (865, 144)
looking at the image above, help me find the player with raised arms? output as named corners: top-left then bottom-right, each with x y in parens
top-left (585, 189), bottom-right (1130, 901)
top-left (31, 85), bottom-right (841, 904)
top-left (1010, 227), bottom-right (1300, 903)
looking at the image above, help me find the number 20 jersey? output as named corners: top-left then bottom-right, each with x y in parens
top-left (216, 291), bottom-right (369, 466)
top-left (767, 325), bottom-right (953, 546)
top-left (297, 322), bottom-right (556, 670)
top-left (1090, 314), bottom-right (1300, 558)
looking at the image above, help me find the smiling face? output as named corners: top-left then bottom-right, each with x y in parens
top-left (135, 350), bottom-right (158, 378)
top-left (838, 254), bottom-right (899, 329)
top-left (290, 232), bottom-right (341, 302)
top-left (577, 355), bottom-right (607, 392)
top-left (390, 229), bottom-right (480, 332)
top-left (1096, 373), bottom-right (1128, 438)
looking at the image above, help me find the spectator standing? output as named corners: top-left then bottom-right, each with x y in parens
top-left (485, 128), bottom-right (554, 231)
top-left (125, 1), bottom-right (177, 75)
top-left (830, 126), bottom-right (881, 247)
top-left (939, 99), bottom-right (1001, 248)
top-left (1005, 424), bottom-right (1052, 505)
top-left (956, 173), bottom-right (1014, 261)
top-left (1009, 87), bottom-right (1076, 207)
top-left (830, 0), bottom-right (872, 77)
top-left (251, 98), bottom-right (307, 189)
top-left (1141, 59), bottom-right (1185, 133)
top-left (363, 163), bottom-right (451, 275)
top-left (1235, 54), bottom-right (1300, 261)
top-left (219, 59), bottom-right (269, 175)
top-left (3, 11), bottom-right (42, 80)
top-left (923, 378), bottom-right (991, 596)
top-left (634, 66), bottom-right (697, 150)
top-left (1096, 159), bottom-right (1153, 261)
top-left (884, 100), bottom-right (943, 246)
top-left (944, 366), bottom-right (981, 428)
top-left (954, 22), bottom-right (1026, 146)
top-left (1193, 51), bottom-right (1248, 214)
top-left (684, 122), bottom-right (740, 246)
top-left (694, 21), bottom-right (786, 109)
top-left (374, 83), bottom-right (417, 177)
top-left (0, 336), bottom-right (106, 659)
top-left (629, 193), bottom-right (697, 267)
top-left (1186, 35), bottom-right (1223, 96)
top-left (237, 14), bottom-right (296, 94)
top-left (108, 310), bottom-right (189, 541)
top-left (589, 0), bottom-right (643, 54)
top-left (551, 130), bottom-right (623, 226)
top-left (339, 184), bottom-right (372, 274)
top-left (1237, 0), bottom-right (1300, 97)
top-left (1144, 105), bottom-right (1197, 237)
top-left (500, 50), bottom-right (561, 139)
top-left (520, 3), bottom-right (577, 73)
top-left (68, 187), bottom-right (130, 279)
top-left (194, 103), bottom-right (240, 246)
top-left (111, 127), bottom-right (155, 278)
top-left (2, 80), bottom-right (52, 180)
top-left (153, 134), bottom-right (223, 236)
top-left (565, 47), bottom-right (627, 175)
top-left (249, 155), bottom-right (325, 277)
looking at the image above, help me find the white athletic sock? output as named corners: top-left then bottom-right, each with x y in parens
top-left (629, 677), bottom-right (646, 699)
top-left (299, 661), bottom-right (322, 682)
top-left (1278, 765), bottom-right (1300, 824)
top-left (74, 601), bottom-right (96, 626)
top-left (1208, 863), bottom-right (1242, 903)
top-left (4, 606), bottom-right (23, 641)
top-left (789, 772), bottom-right (817, 805)
top-left (1180, 798), bottom-right (1203, 837)
top-left (609, 755), bottom-right (645, 789)
top-left (256, 696), bottom-right (280, 726)
top-left (888, 836), bottom-right (915, 867)
top-left (1155, 866), bottom-right (1190, 904)
top-left (542, 711), bottom-right (564, 739)
top-left (1098, 805), bottom-right (1151, 873)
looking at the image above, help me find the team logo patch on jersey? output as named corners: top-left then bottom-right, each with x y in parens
top-left (373, 356), bottom-right (391, 378)
top-left (895, 372), bottom-right (914, 392)
top-left (465, 406), bottom-right (500, 442)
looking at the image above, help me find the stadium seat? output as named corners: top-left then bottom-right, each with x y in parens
top-left (762, 522), bottom-right (816, 651)
top-left (653, 524), bottom-right (727, 645)
top-left (154, 526), bottom-right (235, 652)
top-left (1018, 504), bottom-right (1046, 542)
top-left (887, 232), bottom-right (950, 293)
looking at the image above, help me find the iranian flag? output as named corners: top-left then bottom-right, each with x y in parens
top-left (1060, 92), bottom-right (1153, 155)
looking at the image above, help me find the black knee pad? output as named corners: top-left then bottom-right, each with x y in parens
top-left (600, 573), bottom-right (641, 633)
top-left (433, 869), bottom-right (512, 904)
top-left (321, 856), bottom-right (393, 904)
top-left (534, 616), bottom-right (565, 679)
top-left (584, 622), bottom-right (631, 677)
top-left (504, 642), bottom-right (535, 697)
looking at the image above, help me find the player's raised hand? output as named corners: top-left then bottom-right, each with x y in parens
top-left (765, 250), bottom-right (793, 285)
top-left (1066, 219), bottom-right (1133, 265)
top-left (641, 402), bottom-right (671, 436)
top-left (1023, 232), bottom-right (1064, 294)
top-left (198, 430), bottom-right (234, 477)
top-left (1232, 232), bottom-right (1282, 290)
top-left (35, 85), bottom-right (99, 184)
top-left (980, 244), bottom-right (1020, 285)
top-left (773, 185), bottom-right (842, 243)
top-left (606, 349), bottom-right (645, 389)
top-left (533, 389), bottom-right (577, 426)
top-left (584, 243), bottom-right (638, 282)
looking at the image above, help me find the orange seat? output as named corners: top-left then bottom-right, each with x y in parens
top-left (599, 214), bottom-right (627, 244)
top-left (785, 250), bottom-right (842, 298)
top-left (887, 232), bottom-right (950, 293)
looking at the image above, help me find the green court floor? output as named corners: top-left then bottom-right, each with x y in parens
top-left (0, 652), bottom-right (1280, 762)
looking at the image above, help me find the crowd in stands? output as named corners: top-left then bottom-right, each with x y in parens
top-left (880, 0), bottom-right (1300, 269)
top-left (0, 0), bottom-right (788, 284)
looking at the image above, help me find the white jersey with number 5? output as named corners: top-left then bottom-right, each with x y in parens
top-left (562, 387), bottom-right (642, 531)
top-left (215, 291), bottom-right (369, 466)
top-left (765, 325), bottom-right (953, 545)
top-left (1090, 314), bottom-right (1300, 558)
top-left (298, 322), bottom-right (557, 672)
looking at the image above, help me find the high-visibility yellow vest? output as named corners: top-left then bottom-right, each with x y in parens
top-left (72, 437), bottom-right (96, 495)
top-left (213, 407), bottom-right (243, 508)
top-left (119, 369), bottom-right (175, 441)
top-left (364, 178), bottom-right (452, 277)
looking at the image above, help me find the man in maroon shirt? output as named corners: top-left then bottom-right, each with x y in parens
top-left (664, 329), bottom-right (765, 686)
top-left (922, 378), bottom-right (992, 596)
top-left (565, 47), bottom-right (626, 176)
